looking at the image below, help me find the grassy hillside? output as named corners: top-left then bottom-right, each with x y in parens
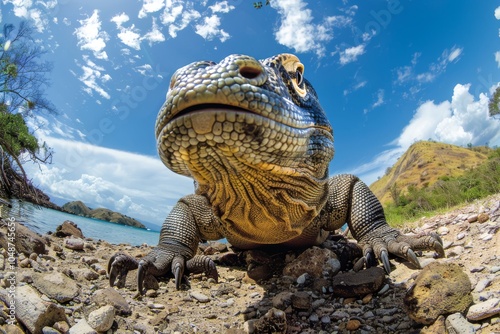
top-left (373, 143), bottom-right (500, 226)
top-left (370, 141), bottom-right (491, 205)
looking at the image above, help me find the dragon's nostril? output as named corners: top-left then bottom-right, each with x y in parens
top-left (239, 66), bottom-right (262, 79)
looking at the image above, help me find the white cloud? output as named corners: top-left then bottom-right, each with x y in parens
top-left (372, 89), bottom-right (385, 108)
top-left (448, 47), bottom-right (463, 62)
top-left (74, 10), bottom-right (109, 60)
top-left (495, 6), bottom-right (500, 20)
top-left (348, 83), bottom-right (500, 185)
top-left (143, 17), bottom-right (165, 45)
top-left (416, 46), bottom-right (463, 83)
top-left (3, 0), bottom-right (50, 32)
top-left (195, 15), bottom-right (230, 42)
top-left (111, 13), bottom-right (164, 50)
top-left (110, 12), bottom-right (130, 26)
top-left (117, 26), bottom-right (142, 50)
top-left (271, 0), bottom-right (345, 56)
top-left (161, 2), bottom-right (201, 38)
top-left (495, 51), bottom-right (500, 68)
top-left (74, 57), bottom-right (111, 99)
top-left (25, 137), bottom-right (194, 225)
top-left (396, 100), bottom-right (451, 148)
top-left (209, 1), bottom-right (235, 13)
top-left (343, 80), bottom-right (367, 96)
top-left (339, 44), bottom-right (365, 65)
top-left (396, 66), bottom-right (412, 83)
top-left (394, 47), bottom-right (463, 96)
top-left (135, 64), bottom-right (153, 76)
top-left (138, 0), bottom-right (165, 19)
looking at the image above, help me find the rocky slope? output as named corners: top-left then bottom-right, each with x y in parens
top-left (0, 194), bottom-right (499, 333)
top-left (370, 141), bottom-right (490, 204)
top-left (62, 201), bottom-right (146, 229)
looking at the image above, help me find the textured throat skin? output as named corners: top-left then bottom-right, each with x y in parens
top-left (156, 54), bottom-right (335, 246)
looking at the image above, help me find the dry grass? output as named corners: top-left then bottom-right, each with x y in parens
top-left (370, 141), bottom-right (491, 205)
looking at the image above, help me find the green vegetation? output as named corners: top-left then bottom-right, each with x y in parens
top-left (384, 147), bottom-right (500, 226)
top-left (0, 22), bottom-right (54, 201)
top-left (489, 86), bottom-right (500, 118)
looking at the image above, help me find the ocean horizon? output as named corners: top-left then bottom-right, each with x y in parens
top-left (1, 199), bottom-right (161, 246)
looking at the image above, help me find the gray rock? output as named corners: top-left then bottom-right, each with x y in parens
top-left (404, 262), bottom-right (472, 325)
top-left (309, 313), bottom-right (319, 322)
top-left (331, 267), bottom-right (385, 298)
top-left (81, 256), bottom-right (98, 265)
top-left (0, 222), bottom-right (47, 256)
top-left (55, 221), bottom-right (84, 238)
top-left (32, 272), bottom-right (79, 303)
top-left (473, 278), bottom-right (492, 293)
top-left (69, 268), bottom-right (99, 281)
top-left (272, 291), bottom-right (292, 310)
top-left (466, 298), bottom-right (500, 321)
top-left (253, 308), bottom-right (287, 334)
top-left (87, 305), bottom-right (115, 332)
top-left (190, 291), bottom-right (210, 303)
top-left (291, 291), bottom-right (311, 310)
top-left (15, 285), bottom-right (67, 334)
top-left (69, 319), bottom-right (97, 334)
top-left (283, 246), bottom-right (339, 279)
top-left (64, 238), bottom-right (85, 250)
top-left (90, 263), bottom-right (106, 275)
top-left (445, 313), bottom-right (475, 334)
top-left (91, 288), bottom-right (131, 316)
top-left (42, 327), bottom-right (61, 334)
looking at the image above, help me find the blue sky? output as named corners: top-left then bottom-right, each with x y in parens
top-left (2, 0), bottom-right (500, 227)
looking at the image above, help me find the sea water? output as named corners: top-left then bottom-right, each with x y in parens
top-left (0, 199), bottom-right (160, 246)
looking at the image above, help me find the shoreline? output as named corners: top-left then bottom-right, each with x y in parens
top-left (0, 194), bottom-right (499, 333)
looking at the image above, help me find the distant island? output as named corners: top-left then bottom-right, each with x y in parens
top-left (61, 201), bottom-right (146, 229)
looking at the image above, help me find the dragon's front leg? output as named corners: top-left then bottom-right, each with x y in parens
top-left (325, 174), bottom-right (445, 272)
top-left (108, 195), bottom-right (221, 294)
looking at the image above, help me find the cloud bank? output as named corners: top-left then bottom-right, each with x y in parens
top-left (351, 83), bottom-right (500, 185)
top-left (25, 137), bottom-right (194, 226)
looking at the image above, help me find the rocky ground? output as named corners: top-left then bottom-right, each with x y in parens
top-left (0, 194), bottom-right (499, 334)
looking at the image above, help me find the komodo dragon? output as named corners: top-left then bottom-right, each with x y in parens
top-left (108, 53), bottom-right (445, 294)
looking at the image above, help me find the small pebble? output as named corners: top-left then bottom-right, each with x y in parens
top-left (346, 319), bottom-right (361, 330)
top-left (190, 291), bottom-right (210, 303)
top-left (320, 315), bottom-right (331, 324)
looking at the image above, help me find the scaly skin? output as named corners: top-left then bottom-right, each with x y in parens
top-left (109, 54), bottom-right (445, 293)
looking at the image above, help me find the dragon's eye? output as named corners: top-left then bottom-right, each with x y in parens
top-left (291, 64), bottom-right (306, 97)
top-left (296, 69), bottom-right (303, 86)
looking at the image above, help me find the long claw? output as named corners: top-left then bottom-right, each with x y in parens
top-left (380, 250), bottom-right (391, 274)
top-left (353, 257), bottom-right (365, 272)
top-left (406, 249), bottom-right (421, 269)
top-left (365, 251), bottom-right (377, 268)
top-left (430, 232), bottom-right (445, 257)
top-left (172, 256), bottom-right (185, 290)
top-left (108, 252), bottom-right (139, 288)
top-left (138, 260), bottom-right (147, 295)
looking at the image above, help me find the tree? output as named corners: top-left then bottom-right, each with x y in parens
top-left (489, 86), bottom-right (500, 118)
top-left (0, 22), bottom-right (54, 202)
top-left (253, 1), bottom-right (270, 9)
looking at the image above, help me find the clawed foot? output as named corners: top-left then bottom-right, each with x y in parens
top-left (108, 247), bottom-right (219, 294)
top-left (358, 228), bottom-right (445, 273)
top-left (108, 252), bottom-right (139, 288)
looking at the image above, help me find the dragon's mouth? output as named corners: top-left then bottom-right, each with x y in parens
top-left (167, 103), bottom-right (332, 134)
top-left (169, 103), bottom-right (255, 123)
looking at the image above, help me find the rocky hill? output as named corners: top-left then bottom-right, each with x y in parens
top-left (370, 141), bottom-right (491, 204)
top-left (62, 201), bottom-right (146, 229)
